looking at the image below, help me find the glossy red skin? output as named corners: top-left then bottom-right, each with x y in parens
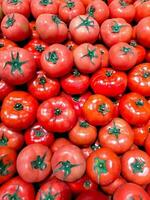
top-left (40, 44), bottom-right (73, 78)
top-left (98, 118), bottom-right (134, 154)
top-left (37, 96), bottom-right (77, 133)
top-left (69, 15), bottom-right (100, 44)
top-left (109, 42), bottom-right (137, 71)
top-left (0, 147), bottom-right (17, 184)
top-left (134, 0), bottom-right (150, 21)
top-left (95, 44), bottom-right (109, 68)
top-left (0, 47), bottom-right (36, 85)
top-left (0, 38), bottom-right (17, 51)
top-left (51, 145), bottom-right (86, 182)
top-left (90, 68), bottom-right (127, 97)
top-left (83, 94), bottom-right (115, 126)
top-left (86, 148), bottom-right (121, 185)
top-left (1, 13), bottom-right (30, 42)
top-left (60, 68), bottom-right (90, 95)
top-left (86, 0), bottom-right (109, 24)
top-left (0, 79), bottom-right (14, 101)
top-left (65, 40), bottom-right (78, 51)
top-left (109, 0), bottom-right (135, 23)
top-left (0, 176), bottom-right (35, 200)
top-left (1, 91), bottom-right (38, 130)
top-left (2, 0), bottom-right (30, 18)
top-left (76, 190), bottom-right (108, 200)
top-left (59, 0), bottom-right (85, 23)
top-left (101, 18), bottom-right (132, 47)
top-left (145, 133), bottom-right (150, 156)
top-left (28, 71), bottom-right (60, 101)
top-left (36, 177), bottom-right (72, 200)
top-left (112, 100), bottom-right (120, 118)
top-left (0, 123), bottom-right (24, 150)
top-left (113, 183), bottom-right (150, 200)
top-left (119, 92), bottom-right (150, 126)
top-left (146, 49), bottom-right (150, 62)
top-left (128, 63), bottom-right (150, 97)
top-left (29, 21), bottom-right (40, 39)
top-left (36, 14), bottom-right (68, 44)
top-left (51, 138), bottom-right (72, 153)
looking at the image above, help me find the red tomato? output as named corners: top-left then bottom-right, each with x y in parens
top-left (0, 176), bottom-right (35, 200)
top-left (0, 38), bottom-right (17, 51)
top-left (0, 79), bottom-right (14, 101)
top-left (40, 44), bottom-right (73, 78)
top-left (145, 133), bottom-right (150, 156)
top-left (0, 123), bottom-right (24, 150)
top-left (119, 92), bottom-right (150, 126)
top-left (51, 145), bottom-right (86, 182)
top-left (76, 190), bottom-right (108, 200)
top-left (28, 70), bottom-right (60, 101)
top-left (101, 18), bottom-right (132, 47)
top-left (81, 0), bottom-right (94, 6)
top-left (65, 40), bottom-right (78, 51)
top-left (1, 91), bottom-right (38, 130)
top-left (86, 148), bottom-right (121, 185)
top-left (69, 15), bottom-right (99, 44)
top-left (146, 49), bottom-right (150, 62)
top-left (29, 21), bottom-right (40, 39)
top-left (134, 0), bottom-right (150, 21)
top-left (51, 138), bottom-right (72, 153)
top-left (95, 44), bottom-right (109, 68)
top-left (0, 147), bottom-right (17, 184)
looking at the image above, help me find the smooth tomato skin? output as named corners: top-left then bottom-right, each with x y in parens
top-left (0, 123), bottom-right (24, 150)
top-left (101, 18), bottom-right (132, 47)
top-left (40, 44), bottom-right (73, 78)
top-left (128, 63), bottom-right (150, 97)
top-left (69, 15), bottom-right (100, 44)
top-left (0, 147), bottom-right (17, 184)
top-left (119, 92), bottom-right (150, 126)
top-left (51, 145), bottom-right (86, 182)
top-left (51, 138), bottom-right (72, 153)
top-left (1, 91), bottom-right (38, 130)
top-left (113, 183), bottom-right (150, 200)
top-left (86, 148), bottom-right (121, 185)
top-left (95, 44), bottom-right (109, 68)
top-left (82, 94), bottom-right (115, 126)
top-left (0, 79), bottom-right (14, 101)
top-left (29, 21), bottom-right (40, 39)
top-left (0, 38), bottom-right (17, 51)
top-left (28, 71), bottom-right (60, 101)
top-left (0, 176), bottom-right (35, 200)
top-left (145, 133), bottom-right (150, 156)
top-left (76, 190), bottom-right (108, 200)
top-left (90, 68), bottom-right (127, 97)
top-left (134, 0), bottom-right (150, 21)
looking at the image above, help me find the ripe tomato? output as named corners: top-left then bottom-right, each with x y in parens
top-left (128, 63), bottom-right (150, 96)
top-left (17, 144), bottom-right (52, 183)
top-left (51, 145), bottom-right (86, 182)
top-left (0, 176), bottom-right (35, 200)
top-left (119, 92), bottom-right (150, 126)
top-left (86, 148), bottom-right (121, 185)
top-left (0, 38), bottom-right (17, 51)
top-left (0, 147), bottom-right (17, 184)
top-left (51, 138), bottom-right (72, 153)
top-left (101, 18), bottom-right (132, 47)
top-left (1, 13), bottom-right (30, 42)
top-left (28, 70), bottom-right (60, 101)
top-left (0, 123), bottom-right (24, 150)
top-left (0, 79), bottom-right (14, 101)
top-left (37, 96), bottom-right (77, 133)
top-left (40, 44), bottom-right (73, 78)
top-left (134, 0), bottom-right (150, 21)
top-left (76, 190), bottom-right (108, 200)
top-left (1, 91), bottom-right (38, 130)
top-left (69, 15), bottom-right (99, 44)
top-left (146, 49), bottom-right (150, 62)
top-left (95, 44), bottom-right (109, 68)
top-left (65, 40), bottom-right (78, 51)
top-left (145, 133), bottom-right (150, 156)
top-left (82, 94), bottom-right (114, 126)
top-left (29, 21), bottom-right (40, 40)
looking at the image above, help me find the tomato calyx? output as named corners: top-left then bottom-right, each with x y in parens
top-left (72, 95), bottom-right (80, 101)
top-left (98, 103), bottom-right (109, 115)
top-left (127, 195), bottom-right (143, 200)
top-left (39, 76), bottom-right (47, 85)
top-left (121, 46), bottom-right (132, 54)
top-left (77, 16), bottom-right (94, 30)
top-left (94, 158), bottom-right (107, 183)
top-left (40, 189), bottom-right (59, 200)
top-left (54, 108), bottom-right (62, 116)
top-left (111, 21), bottom-right (125, 33)
top-left (105, 70), bottom-right (113, 77)
top-left (143, 71), bottom-right (150, 78)
top-left (52, 15), bottom-right (62, 26)
top-left (131, 159), bottom-right (145, 173)
top-left (135, 99), bottom-right (144, 106)
top-left (66, 0), bottom-right (75, 9)
top-left (0, 156), bottom-right (11, 176)
top-left (88, 6), bottom-right (96, 17)
top-left (82, 47), bottom-right (98, 63)
top-left (130, 40), bottom-right (137, 47)
top-left (119, 0), bottom-right (128, 8)
top-left (91, 143), bottom-right (101, 150)
top-left (2, 186), bottom-right (21, 200)
top-left (0, 43), bottom-right (4, 48)
top-left (31, 153), bottom-right (47, 170)
top-left (14, 103), bottom-right (23, 111)
top-left (83, 180), bottom-right (91, 189)
top-left (108, 122), bottom-right (120, 138)
top-left (72, 68), bottom-right (81, 76)
top-left (5, 15), bottom-right (16, 28)
top-left (8, 0), bottom-right (22, 5)
top-left (39, 0), bottom-right (53, 6)
top-left (45, 51), bottom-right (58, 64)
top-left (0, 134), bottom-right (8, 146)
top-left (33, 128), bottom-right (44, 137)
top-left (79, 121), bottom-right (89, 128)
top-left (35, 45), bottom-right (45, 52)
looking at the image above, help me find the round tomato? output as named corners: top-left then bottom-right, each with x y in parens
top-left (76, 190), bottom-right (108, 200)
top-left (0, 79), bottom-right (14, 101)
top-left (0, 38), bottom-right (17, 51)
top-left (51, 138), bottom-right (72, 153)
top-left (134, 0), bottom-right (150, 21)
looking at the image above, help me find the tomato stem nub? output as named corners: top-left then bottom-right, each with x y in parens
top-left (121, 46), bottom-right (132, 54)
top-left (72, 68), bottom-right (80, 76)
top-left (8, 0), bottom-right (22, 5)
top-left (52, 15), bottom-right (62, 25)
top-left (39, 76), bottom-right (47, 85)
top-left (34, 128), bottom-right (44, 137)
top-left (111, 21), bottom-right (125, 33)
top-left (94, 158), bottom-right (107, 183)
top-left (131, 159), bottom-right (145, 173)
top-left (82, 47), bottom-right (98, 64)
top-left (98, 103), bottom-right (109, 115)
top-left (0, 157), bottom-right (11, 176)
top-left (0, 134), bottom-right (8, 146)
top-left (143, 71), bottom-right (150, 78)
top-left (45, 51), bottom-right (58, 64)
top-left (77, 16), bottom-right (94, 31)
top-left (79, 121), bottom-right (89, 128)
top-left (105, 70), bottom-right (113, 77)
top-left (2, 186), bottom-right (21, 200)
top-left (54, 108), bottom-right (62, 116)
top-left (72, 95), bottom-right (80, 101)
top-left (108, 122), bottom-right (120, 138)
top-left (31, 154), bottom-right (47, 170)
top-left (83, 180), bottom-right (91, 189)
top-left (39, 0), bottom-right (52, 6)
top-left (35, 45), bottom-right (45, 52)
top-left (91, 143), bottom-right (101, 150)
top-left (88, 6), bottom-right (95, 17)
top-left (119, 0), bottom-right (128, 7)
top-left (14, 103), bottom-right (23, 111)
top-left (66, 0), bottom-right (75, 9)
top-left (5, 14), bottom-right (16, 28)
top-left (129, 40), bottom-right (137, 47)
top-left (135, 99), bottom-right (144, 106)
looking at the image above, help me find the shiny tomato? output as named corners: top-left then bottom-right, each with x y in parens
top-left (0, 38), bottom-right (17, 51)
top-left (51, 138), bottom-right (72, 153)
top-left (0, 79), bottom-right (14, 101)
top-left (134, 0), bottom-right (150, 21)
top-left (76, 190), bottom-right (108, 200)
top-left (29, 21), bottom-right (40, 39)
top-left (95, 44), bottom-right (109, 68)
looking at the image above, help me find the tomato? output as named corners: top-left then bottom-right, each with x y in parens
top-left (94, 44), bottom-right (109, 68)
top-left (83, 94), bottom-right (114, 126)
top-left (98, 118), bottom-right (134, 154)
top-left (65, 40), bottom-right (78, 51)
top-left (86, 148), bottom-right (121, 185)
top-left (1, 13), bottom-right (30, 42)
top-left (73, 43), bottom-right (101, 74)
top-left (0, 147), bottom-right (17, 184)
top-left (146, 49), bottom-right (150, 62)
top-left (134, 0), bottom-right (150, 21)
top-left (136, 17), bottom-right (150, 48)
top-left (128, 63), bottom-right (150, 97)
top-left (76, 190), bottom-right (108, 200)
top-left (145, 132), bottom-right (150, 156)
top-left (28, 71), bottom-right (60, 101)
top-left (0, 123), bottom-right (24, 150)
top-left (0, 47), bottom-right (36, 85)
top-left (1, 91), bottom-right (38, 130)
top-left (81, 0), bottom-right (94, 6)
top-left (51, 144), bottom-right (86, 182)
top-left (0, 38), bottom-right (17, 51)
top-left (113, 183), bottom-right (150, 200)
top-left (0, 176), bottom-right (35, 200)
top-left (36, 14), bottom-right (68, 44)
top-left (36, 177), bottom-right (72, 200)
top-left (37, 96), bottom-right (77, 133)
top-left (29, 21), bottom-right (40, 39)
top-left (59, 0), bottom-right (85, 23)
top-left (69, 15), bottom-right (99, 44)
top-left (60, 68), bottom-right (90, 95)
top-left (40, 44), bottom-right (73, 78)
top-left (119, 92), bottom-right (150, 126)
top-left (51, 138), bottom-right (72, 153)
top-left (0, 79), bottom-right (14, 101)
top-left (2, 0), bottom-right (30, 18)
top-left (90, 68), bottom-right (127, 97)
top-left (109, 0), bottom-right (135, 23)
top-left (86, 0), bottom-right (109, 24)
top-left (101, 18), bottom-right (132, 47)
top-left (131, 25), bottom-right (137, 40)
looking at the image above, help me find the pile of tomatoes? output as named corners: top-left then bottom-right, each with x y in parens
top-left (0, 0), bottom-right (150, 199)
